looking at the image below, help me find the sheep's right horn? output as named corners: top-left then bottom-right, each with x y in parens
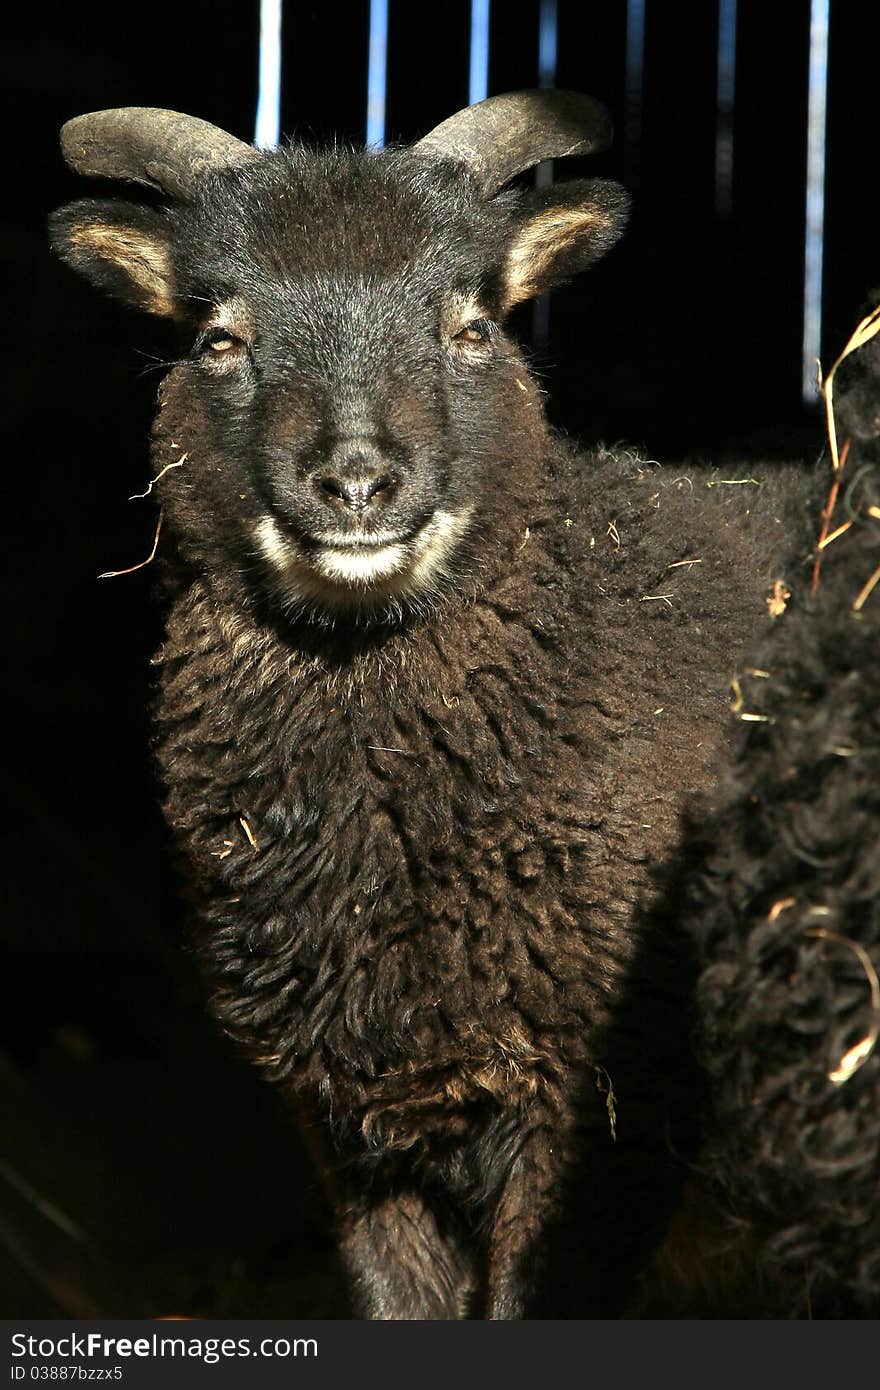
top-left (415, 89), bottom-right (613, 194)
top-left (60, 108), bottom-right (260, 200)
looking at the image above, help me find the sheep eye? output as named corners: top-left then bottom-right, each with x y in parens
top-left (454, 319), bottom-right (495, 345)
top-left (199, 327), bottom-right (248, 362)
top-left (197, 326), bottom-right (248, 369)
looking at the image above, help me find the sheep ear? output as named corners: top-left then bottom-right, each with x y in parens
top-left (501, 179), bottom-right (630, 310)
top-left (49, 200), bottom-right (176, 317)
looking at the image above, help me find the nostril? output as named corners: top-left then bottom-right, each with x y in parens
top-left (364, 473), bottom-right (393, 502)
top-left (318, 475), bottom-right (347, 502)
top-left (317, 472), bottom-right (396, 512)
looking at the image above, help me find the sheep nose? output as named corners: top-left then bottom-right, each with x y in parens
top-left (316, 441), bottom-right (397, 514)
top-left (317, 471), bottom-right (395, 513)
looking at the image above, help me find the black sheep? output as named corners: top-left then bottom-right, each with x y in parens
top-left (51, 92), bottom-right (821, 1318)
top-left (679, 320), bottom-right (880, 1318)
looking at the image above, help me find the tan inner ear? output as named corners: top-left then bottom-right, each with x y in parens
top-left (70, 224), bottom-right (175, 316)
top-left (503, 206), bottom-right (608, 308)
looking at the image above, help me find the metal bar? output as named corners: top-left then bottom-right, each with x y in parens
top-left (624, 0), bottom-right (646, 168)
top-left (366, 0), bottom-right (390, 147)
top-left (255, 0), bottom-right (283, 149)
top-left (538, 0), bottom-right (558, 89)
top-left (469, 0), bottom-right (491, 106)
top-left (535, 0), bottom-right (558, 190)
top-left (715, 0), bottom-right (737, 215)
top-left (803, 0), bottom-right (830, 402)
top-left (534, 0), bottom-right (559, 348)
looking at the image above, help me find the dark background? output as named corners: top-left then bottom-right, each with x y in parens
top-left (3, 0), bottom-right (878, 1316)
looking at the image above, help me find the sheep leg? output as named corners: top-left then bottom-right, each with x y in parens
top-left (338, 1188), bottom-right (475, 1320)
top-left (484, 1125), bottom-right (562, 1319)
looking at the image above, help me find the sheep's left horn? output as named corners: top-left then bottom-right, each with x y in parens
top-left (60, 107), bottom-right (260, 200)
top-left (414, 89), bottom-right (613, 194)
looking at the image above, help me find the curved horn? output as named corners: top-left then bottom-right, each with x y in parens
top-left (60, 108), bottom-right (260, 200)
top-left (415, 89), bottom-right (613, 194)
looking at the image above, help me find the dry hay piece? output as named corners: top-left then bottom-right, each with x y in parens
top-left (99, 508), bottom-right (164, 580)
top-left (813, 302), bottom-right (880, 601)
top-left (819, 302), bottom-right (880, 474)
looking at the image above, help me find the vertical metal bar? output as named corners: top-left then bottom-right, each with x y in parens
top-left (469, 0), bottom-right (491, 106)
top-left (715, 0), bottom-right (737, 216)
top-left (624, 0), bottom-right (646, 169)
top-left (533, 0), bottom-right (559, 349)
top-left (535, 0), bottom-right (558, 190)
top-left (803, 0), bottom-right (830, 402)
top-left (255, 0), bottom-right (283, 149)
top-left (366, 0), bottom-right (389, 147)
top-left (537, 0), bottom-right (558, 89)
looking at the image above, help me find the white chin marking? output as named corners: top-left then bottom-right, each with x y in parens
top-left (255, 507), bottom-right (474, 610)
top-left (314, 543), bottom-right (408, 583)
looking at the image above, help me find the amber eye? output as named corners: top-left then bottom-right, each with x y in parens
top-left (199, 327), bottom-right (248, 362)
top-left (454, 318), bottom-right (495, 345)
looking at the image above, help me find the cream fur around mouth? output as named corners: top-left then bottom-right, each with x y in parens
top-left (255, 507), bottom-right (474, 597)
top-left (314, 540), bottom-right (410, 583)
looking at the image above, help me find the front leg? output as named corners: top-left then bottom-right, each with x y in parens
top-left (485, 1087), bottom-right (694, 1317)
top-left (484, 1120), bottom-right (564, 1319)
top-left (338, 1186), bottom-right (476, 1320)
top-left (482, 1101), bottom-right (608, 1319)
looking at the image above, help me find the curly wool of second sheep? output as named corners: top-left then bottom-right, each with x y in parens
top-left (668, 321), bottom-right (880, 1319)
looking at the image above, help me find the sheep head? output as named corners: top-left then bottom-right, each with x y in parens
top-left (51, 92), bottom-right (629, 625)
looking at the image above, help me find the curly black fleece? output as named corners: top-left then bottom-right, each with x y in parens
top-left (53, 131), bottom-right (832, 1317)
top-left (683, 333), bottom-right (880, 1318)
top-left (152, 414), bottom-right (817, 1317)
